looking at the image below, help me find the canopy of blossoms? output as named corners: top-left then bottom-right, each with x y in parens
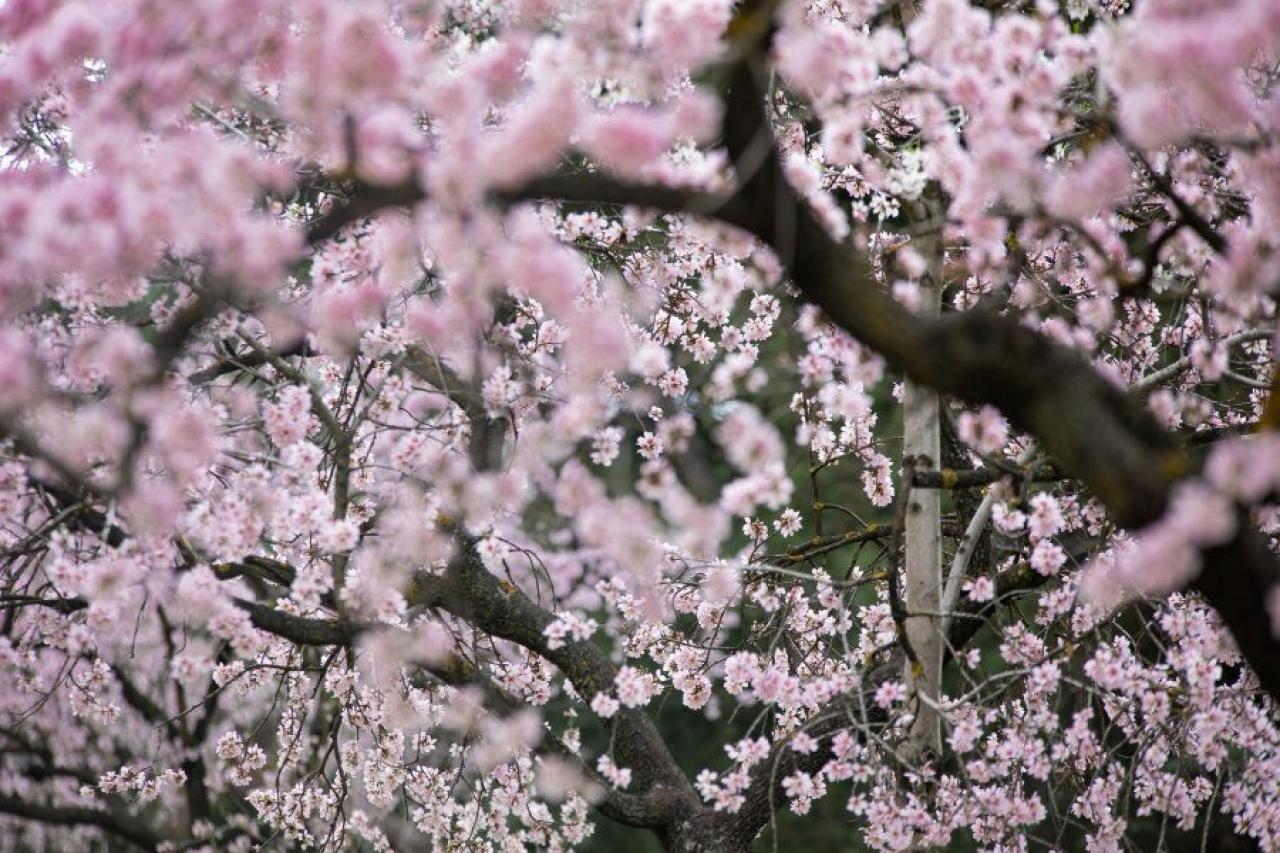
top-left (1, 0), bottom-right (1279, 851)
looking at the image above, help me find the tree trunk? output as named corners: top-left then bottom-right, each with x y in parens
top-left (901, 260), bottom-right (944, 764)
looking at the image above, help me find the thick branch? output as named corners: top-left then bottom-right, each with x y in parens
top-left (407, 538), bottom-right (701, 834)
top-left (704, 49), bottom-right (1280, 704)
top-left (0, 794), bottom-right (161, 851)
top-left (911, 462), bottom-right (1061, 489)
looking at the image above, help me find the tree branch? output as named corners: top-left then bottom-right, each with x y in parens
top-left (406, 537), bottom-right (702, 835)
top-left (0, 794), bottom-right (162, 851)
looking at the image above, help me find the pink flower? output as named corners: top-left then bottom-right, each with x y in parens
top-left (580, 107), bottom-right (677, 179)
top-left (1027, 494), bottom-right (1064, 542)
top-left (614, 666), bottom-right (658, 709)
top-left (1030, 540), bottom-right (1067, 576)
top-left (751, 666), bottom-right (786, 704)
top-left (774, 508), bottom-right (802, 537)
top-left (636, 431), bottom-right (664, 460)
top-left (874, 681), bottom-right (907, 709)
top-left (590, 692), bottom-right (621, 719)
top-left (318, 518), bottom-right (360, 553)
top-left (1044, 142), bottom-right (1133, 221)
top-left (263, 386), bottom-right (311, 448)
top-left (964, 575), bottom-right (996, 603)
top-left (956, 406), bottom-right (1010, 455)
top-left (641, 0), bottom-right (733, 70)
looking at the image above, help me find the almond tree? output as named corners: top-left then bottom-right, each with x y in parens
top-left (2, 1), bottom-right (1280, 851)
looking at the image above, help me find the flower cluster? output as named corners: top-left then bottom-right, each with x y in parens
top-left (0, 0), bottom-right (1279, 851)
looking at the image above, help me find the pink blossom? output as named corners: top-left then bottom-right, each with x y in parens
top-left (874, 681), bottom-right (907, 709)
top-left (0, 2), bottom-right (1278, 850)
top-left (956, 405), bottom-right (1009, 455)
top-left (1030, 539), bottom-right (1067, 576)
top-left (1045, 142), bottom-right (1133, 221)
top-left (964, 575), bottom-right (996, 603)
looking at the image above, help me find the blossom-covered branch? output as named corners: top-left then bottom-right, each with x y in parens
top-left (3, 0), bottom-right (1280, 851)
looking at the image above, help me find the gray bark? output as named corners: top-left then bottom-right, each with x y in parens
top-left (901, 260), bottom-right (944, 763)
